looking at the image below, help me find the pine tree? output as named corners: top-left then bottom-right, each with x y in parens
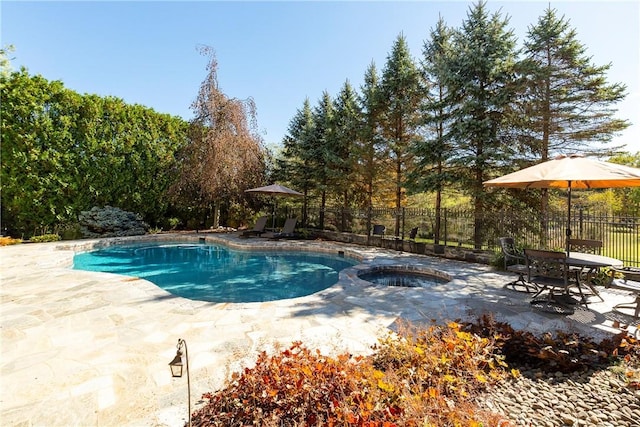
top-left (512, 6), bottom-right (630, 222)
top-left (446, 1), bottom-right (519, 248)
top-left (356, 62), bottom-right (384, 233)
top-left (520, 6), bottom-right (629, 160)
top-left (379, 34), bottom-right (425, 236)
top-left (409, 16), bottom-right (455, 245)
top-left (331, 80), bottom-right (361, 230)
top-left (310, 91), bottom-right (335, 229)
top-left (276, 98), bottom-right (315, 226)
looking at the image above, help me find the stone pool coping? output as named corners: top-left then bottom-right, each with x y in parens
top-left (1, 232), bottom-right (637, 426)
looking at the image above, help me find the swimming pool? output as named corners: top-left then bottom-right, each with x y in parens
top-left (72, 242), bottom-right (357, 303)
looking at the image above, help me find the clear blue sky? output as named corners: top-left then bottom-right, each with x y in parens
top-left (2, 1), bottom-right (639, 154)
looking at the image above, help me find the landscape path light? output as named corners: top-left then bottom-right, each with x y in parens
top-left (168, 338), bottom-right (191, 427)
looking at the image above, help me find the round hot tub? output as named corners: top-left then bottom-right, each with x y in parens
top-left (358, 266), bottom-right (451, 288)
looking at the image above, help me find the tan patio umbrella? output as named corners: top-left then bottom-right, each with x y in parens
top-left (483, 154), bottom-right (640, 252)
top-left (245, 184), bottom-right (303, 229)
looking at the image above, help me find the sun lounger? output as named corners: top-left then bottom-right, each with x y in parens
top-left (262, 217), bottom-right (297, 239)
top-left (240, 216), bottom-right (268, 237)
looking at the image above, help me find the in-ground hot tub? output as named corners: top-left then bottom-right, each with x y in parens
top-left (357, 265), bottom-right (452, 288)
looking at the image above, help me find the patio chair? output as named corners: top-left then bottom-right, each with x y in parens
top-left (408, 227), bottom-right (419, 241)
top-left (406, 227), bottom-right (419, 251)
top-left (567, 238), bottom-right (605, 302)
top-left (372, 224), bottom-right (386, 238)
top-left (370, 224), bottom-right (386, 247)
top-left (524, 248), bottom-right (586, 314)
top-left (499, 237), bottom-right (536, 293)
top-left (240, 216), bottom-right (268, 238)
top-left (567, 238), bottom-right (603, 254)
top-left (263, 217), bottom-right (298, 239)
top-left (607, 266), bottom-right (640, 319)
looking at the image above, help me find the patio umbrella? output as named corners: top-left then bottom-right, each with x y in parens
top-left (483, 154), bottom-right (640, 252)
top-left (245, 184), bottom-right (303, 228)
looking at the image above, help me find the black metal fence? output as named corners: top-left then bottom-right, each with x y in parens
top-left (284, 205), bottom-right (639, 267)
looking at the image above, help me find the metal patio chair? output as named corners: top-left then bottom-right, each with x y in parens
top-left (499, 237), bottom-right (536, 293)
top-left (524, 248), bottom-right (586, 314)
top-left (608, 266), bottom-right (640, 319)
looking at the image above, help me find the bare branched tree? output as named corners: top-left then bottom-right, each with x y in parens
top-left (170, 46), bottom-right (267, 226)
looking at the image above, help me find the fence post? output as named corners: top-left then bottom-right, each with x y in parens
top-left (366, 206), bottom-right (372, 245)
top-left (443, 208), bottom-right (448, 246)
top-left (579, 208), bottom-right (584, 238)
top-left (401, 207), bottom-right (406, 239)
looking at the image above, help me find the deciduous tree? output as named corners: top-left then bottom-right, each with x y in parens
top-left (170, 47), bottom-right (267, 227)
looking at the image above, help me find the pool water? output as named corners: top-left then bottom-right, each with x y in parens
top-left (72, 242), bottom-right (356, 303)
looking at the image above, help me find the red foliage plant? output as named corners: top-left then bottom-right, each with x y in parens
top-left (190, 321), bottom-right (512, 427)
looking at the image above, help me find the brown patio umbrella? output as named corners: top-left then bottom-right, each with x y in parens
top-left (245, 184), bottom-right (304, 197)
top-left (245, 184), bottom-right (303, 228)
top-left (483, 154), bottom-right (640, 252)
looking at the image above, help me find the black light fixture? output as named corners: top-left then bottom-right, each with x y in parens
top-left (168, 338), bottom-right (191, 427)
top-left (168, 350), bottom-right (183, 378)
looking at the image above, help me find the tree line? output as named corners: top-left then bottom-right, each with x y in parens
top-left (1, 69), bottom-right (189, 235)
top-left (274, 2), bottom-right (630, 248)
top-left (1, 2), bottom-right (634, 241)
top-left (1, 47), bottom-right (268, 237)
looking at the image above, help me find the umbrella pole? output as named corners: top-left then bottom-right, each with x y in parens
top-left (272, 198), bottom-right (277, 230)
top-left (566, 182), bottom-right (572, 254)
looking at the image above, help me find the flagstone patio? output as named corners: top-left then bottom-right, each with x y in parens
top-left (1, 233), bottom-right (637, 426)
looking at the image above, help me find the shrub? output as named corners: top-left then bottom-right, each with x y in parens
top-left (78, 206), bottom-right (149, 238)
top-left (190, 321), bottom-right (511, 427)
top-left (168, 217), bottom-right (181, 230)
top-left (148, 227), bottom-right (163, 234)
top-left (190, 318), bottom-right (640, 426)
top-left (29, 234), bottom-right (61, 243)
top-left (371, 320), bottom-right (512, 426)
top-left (0, 236), bottom-right (22, 246)
top-left (59, 222), bottom-right (83, 240)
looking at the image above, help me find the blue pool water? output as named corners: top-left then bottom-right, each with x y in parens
top-left (72, 242), bottom-right (357, 303)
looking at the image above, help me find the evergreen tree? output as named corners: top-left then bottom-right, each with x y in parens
top-left (409, 16), bottom-right (455, 245)
top-left (520, 6), bottom-right (629, 159)
top-left (379, 34), bottom-right (425, 236)
top-left (356, 62), bottom-right (384, 233)
top-left (310, 91), bottom-right (335, 229)
top-left (276, 98), bottom-right (315, 226)
top-left (332, 80), bottom-right (361, 230)
top-left (446, 1), bottom-right (519, 248)
top-left (515, 6), bottom-right (630, 219)
top-left (1, 69), bottom-right (188, 236)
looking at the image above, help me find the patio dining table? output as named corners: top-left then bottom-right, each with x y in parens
top-left (566, 252), bottom-right (624, 269)
top-left (566, 252), bottom-right (623, 302)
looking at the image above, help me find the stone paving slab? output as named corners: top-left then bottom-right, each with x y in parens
top-left (1, 233), bottom-right (638, 426)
